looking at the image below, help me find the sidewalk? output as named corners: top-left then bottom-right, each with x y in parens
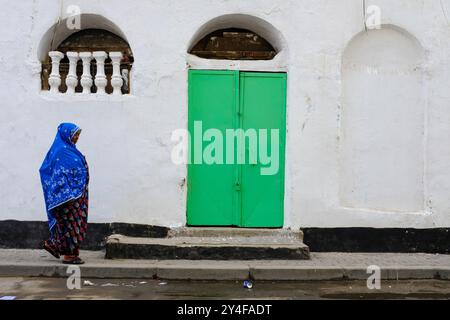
top-left (0, 249), bottom-right (449, 281)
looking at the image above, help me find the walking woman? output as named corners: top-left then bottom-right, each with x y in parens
top-left (39, 123), bottom-right (89, 265)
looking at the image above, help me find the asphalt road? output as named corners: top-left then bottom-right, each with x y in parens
top-left (0, 277), bottom-right (450, 300)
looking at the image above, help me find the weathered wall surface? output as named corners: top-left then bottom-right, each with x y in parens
top-left (1, 0), bottom-right (450, 229)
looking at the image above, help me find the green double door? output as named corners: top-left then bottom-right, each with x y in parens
top-left (187, 70), bottom-right (287, 228)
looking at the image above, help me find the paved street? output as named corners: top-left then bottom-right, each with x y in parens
top-left (0, 249), bottom-right (449, 299)
top-left (0, 277), bottom-right (450, 300)
top-left (1, 249), bottom-right (450, 281)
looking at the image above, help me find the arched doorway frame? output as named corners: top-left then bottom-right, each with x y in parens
top-left (185, 14), bottom-right (292, 228)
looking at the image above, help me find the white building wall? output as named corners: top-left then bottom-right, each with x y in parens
top-left (341, 27), bottom-right (425, 213)
top-left (1, 0), bottom-right (450, 229)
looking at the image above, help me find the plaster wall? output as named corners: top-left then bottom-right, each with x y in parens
top-left (1, 0), bottom-right (450, 229)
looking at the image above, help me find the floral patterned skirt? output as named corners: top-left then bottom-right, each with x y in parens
top-left (49, 191), bottom-right (89, 256)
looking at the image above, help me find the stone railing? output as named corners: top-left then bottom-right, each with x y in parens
top-left (45, 51), bottom-right (129, 95)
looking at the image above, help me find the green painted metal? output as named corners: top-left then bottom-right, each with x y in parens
top-left (187, 70), bottom-right (287, 228)
top-left (187, 70), bottom-right (238, 226)
top-left (240, 72), bottom-right (286, 227)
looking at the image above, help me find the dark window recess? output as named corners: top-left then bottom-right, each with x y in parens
top-left (41, 29), bottom-right (134, 94)
top-left (190, 28), bottom-right (277, 61)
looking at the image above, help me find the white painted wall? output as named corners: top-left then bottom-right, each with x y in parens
top-left (340, 27), bottom-right (425, 213)
top-left (1, 0), bottom-right (450, 229)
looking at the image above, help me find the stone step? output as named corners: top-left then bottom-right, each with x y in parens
top-left (105, 231), bottom-right (310, 260)
top-left (168, 227), bottom-right (304, 241)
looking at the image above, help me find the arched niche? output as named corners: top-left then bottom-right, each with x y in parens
top-left (38, 15), bottom-right (133, 94)
top-left (38, 14), bottom-right (129, 62)
top-left (340, 26), bottom-right (426, 212)
top-left (187, 14), bottom-right (287, 68)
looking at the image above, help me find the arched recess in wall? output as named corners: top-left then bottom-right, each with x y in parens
top-left (187, 14), bottom-right (287, 69)
top-left (38, 14), bottom-right (133, 94)
top-left (340, 26), bottom-right (426, 213)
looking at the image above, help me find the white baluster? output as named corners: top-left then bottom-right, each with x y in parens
top-left (93, 51), bottom-right (108, 95)
top-left (109, 52), bottom-right (123, 95)
top-left (79, 52), bottom-right (93, 94)
top-left (48, 51), bottom-right (64, 93)
top-left (65, 52), bottom-right (79, 94)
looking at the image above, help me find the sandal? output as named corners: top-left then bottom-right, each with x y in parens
top-left (62, 257), bottom-right (85, 265)
top-left (42, 241), bottom-right (60, 259)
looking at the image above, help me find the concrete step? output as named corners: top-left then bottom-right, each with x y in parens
top-left (105, 229), bottom-right (310, 260)
top-left (168, 227), bottom-right (304, 241)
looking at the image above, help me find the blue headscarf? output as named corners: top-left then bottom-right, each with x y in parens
top-left (39, 123), bottom-right (88, 232)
